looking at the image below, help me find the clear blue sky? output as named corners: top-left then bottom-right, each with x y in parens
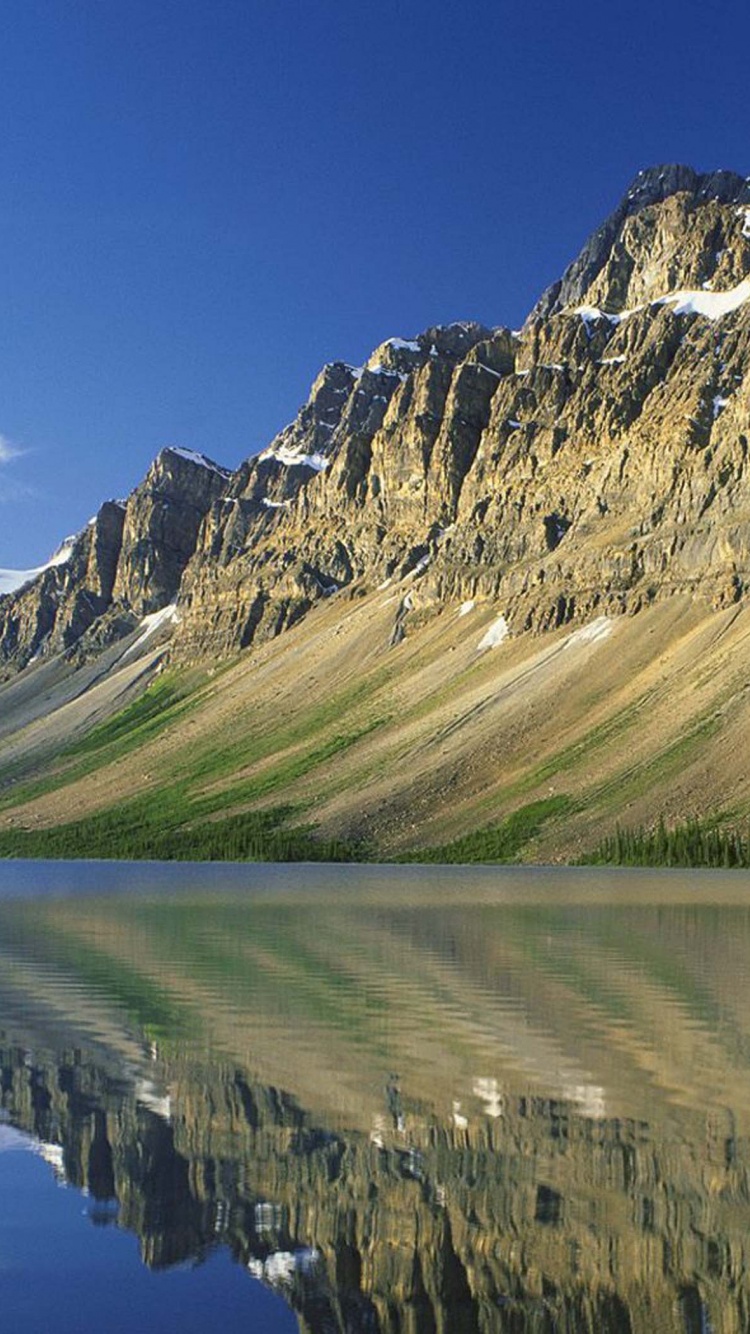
top-left (1, 0), bottom-right (749, 566)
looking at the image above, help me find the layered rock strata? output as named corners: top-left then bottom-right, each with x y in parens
top-left (177, 164), bottom-right (750, 653)
top-left (0, 447), bottom-right (228, 674)
top-left (2, 165), bottom-right (750, 673)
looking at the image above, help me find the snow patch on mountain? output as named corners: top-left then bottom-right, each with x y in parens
top-left (564, 617), bottom-right (613, 648)
top-left (575, 277), bottom-right (750, 329)
top-left (164, 446), bottom-right (232, 477)
top-left (477, 615), bottom-right (509, 651)
top-left (0, 533), bottom-right (78, 596)
top-left (385, 337), bottom-right (421, 352)
top-left (655, 278), bottom-right (750, 320)
top-left (259, 445), bottom-right (329, 472)
top-left (121, 603), bottom-right (180, 661)
top-left (575, 304), bottom-right (641, 329)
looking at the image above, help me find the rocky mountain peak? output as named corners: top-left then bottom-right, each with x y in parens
top-left (111, 445), bottom-right (231, 618)
top-left (0, 446), bottom-right (230, 674)
top-left (532, 163), bottom-right (750, 321)
top-left (2, 163), bottom-right (750, 680)
top-left (365, 335), bottom-right (426, 376)
top-left (424, 321), bottom-right (494, 358)
top-left (363, 323), bottom-right (492, 377)
top-left (623, 163), bottom-right (750, 211)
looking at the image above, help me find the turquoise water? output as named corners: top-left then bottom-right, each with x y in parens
top-left (2, 860), bottom-right (750, 1332)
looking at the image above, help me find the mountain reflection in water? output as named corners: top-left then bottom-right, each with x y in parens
top-left (1, 864), bottom-right (750, 1333)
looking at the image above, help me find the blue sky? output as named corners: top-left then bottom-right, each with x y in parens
top-left (1, 0), bottom-right (749, 566)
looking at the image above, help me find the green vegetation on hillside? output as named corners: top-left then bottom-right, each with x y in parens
top-left (66, 673), bottom-right (194, 755)
top-left (0, 670), bottom-right (203, 816)
top-left (585, 816), bottom-right (750, 868)
top-left (0, 667), bottom-right (393, 861)
top-left (0, 796), bottom-right (361, 861)
top-left (0, 664), bottom-right (393, 817)
top-left (3, 598), bottom-right (748, 868)
top-left (400, 795), bottom-right (574, 864)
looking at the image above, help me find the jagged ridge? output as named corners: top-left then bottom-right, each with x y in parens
top-left (1, 163), bottom-right (750, 678)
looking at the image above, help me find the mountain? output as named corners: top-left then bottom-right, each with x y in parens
top-left (1, 164), bottom-right (750, 860)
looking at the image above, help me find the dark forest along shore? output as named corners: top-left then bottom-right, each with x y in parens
top-left (1, 861), bottom-right (750, 1332)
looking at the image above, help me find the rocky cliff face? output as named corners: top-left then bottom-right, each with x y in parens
top-left (176, 321), bottom-right (502, 655)
top-left (532, 164), bottom-right (750, 319)
top-left (176, 163), bottom-right (750, 654)
top-left (2, 164), bottom-right (750, 674)
top-left (0, 447), bottom-right (228, 674)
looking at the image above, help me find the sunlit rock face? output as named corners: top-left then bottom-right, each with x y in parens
top-left (175, 321), bottom-right (500, 655)
top-left (2, 164), bottom-right (750, 674)
top-left (175, 165), bottom-right (750, 655)
top-left (0, 448), bottom-right (227, 675)
top-left (531, 165), bottom-right (750, 318)
top-left (0, 499), bottom-right (126, 674)
top-left (110, 447), bottom-right (231, 617)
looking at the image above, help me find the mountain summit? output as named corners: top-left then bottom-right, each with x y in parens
top-left (2, 164), bottom-right (750, 678)
top-left (533, 164), bottom-right (750, 318)
top-left (1, 165), bottom-right (750, 862)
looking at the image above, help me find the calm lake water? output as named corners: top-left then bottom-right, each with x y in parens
top-left (1, 860), bottom-right (750, 1332)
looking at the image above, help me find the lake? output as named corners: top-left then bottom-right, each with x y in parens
top-left (1, 860), bottom-right (749, 1332)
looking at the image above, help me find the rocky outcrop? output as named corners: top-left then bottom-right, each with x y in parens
top-left (175, 322), bottom-right (497, 656)
top-left (0, 499), bottom-right (126, 674)
top-left (175, 164), bottom-right (750, 654)
top-left (531, 163), bottom-right (750, 319)
top-left (3, 164), bottom-right (750, 673)
top-left (110, 447), bottom-right (230, 615)
top-left (0, 447), bottom-right (228, 675)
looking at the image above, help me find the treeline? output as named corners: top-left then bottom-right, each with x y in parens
top-left (0, 801), bottom-right (362, 863)
top-left (587, 817), bottom-right (750, 868)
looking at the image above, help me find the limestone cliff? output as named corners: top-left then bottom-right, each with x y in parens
top-left (2, 163), bottom-right (750, 674)
top-left (0, 447), bottom-right (228, 674)
top-left (175, 163), bottom-right (750, 655)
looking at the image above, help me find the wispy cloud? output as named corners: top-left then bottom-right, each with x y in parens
top-left (0, 433), bottom-right (22, 464)
top-left (0, 433), bottom-right (33, 505)
top-left (0, 480), bottom-right (35, 505)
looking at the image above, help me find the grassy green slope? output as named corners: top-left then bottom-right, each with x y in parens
top-left (2, 589), bottom-right (750, 864)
